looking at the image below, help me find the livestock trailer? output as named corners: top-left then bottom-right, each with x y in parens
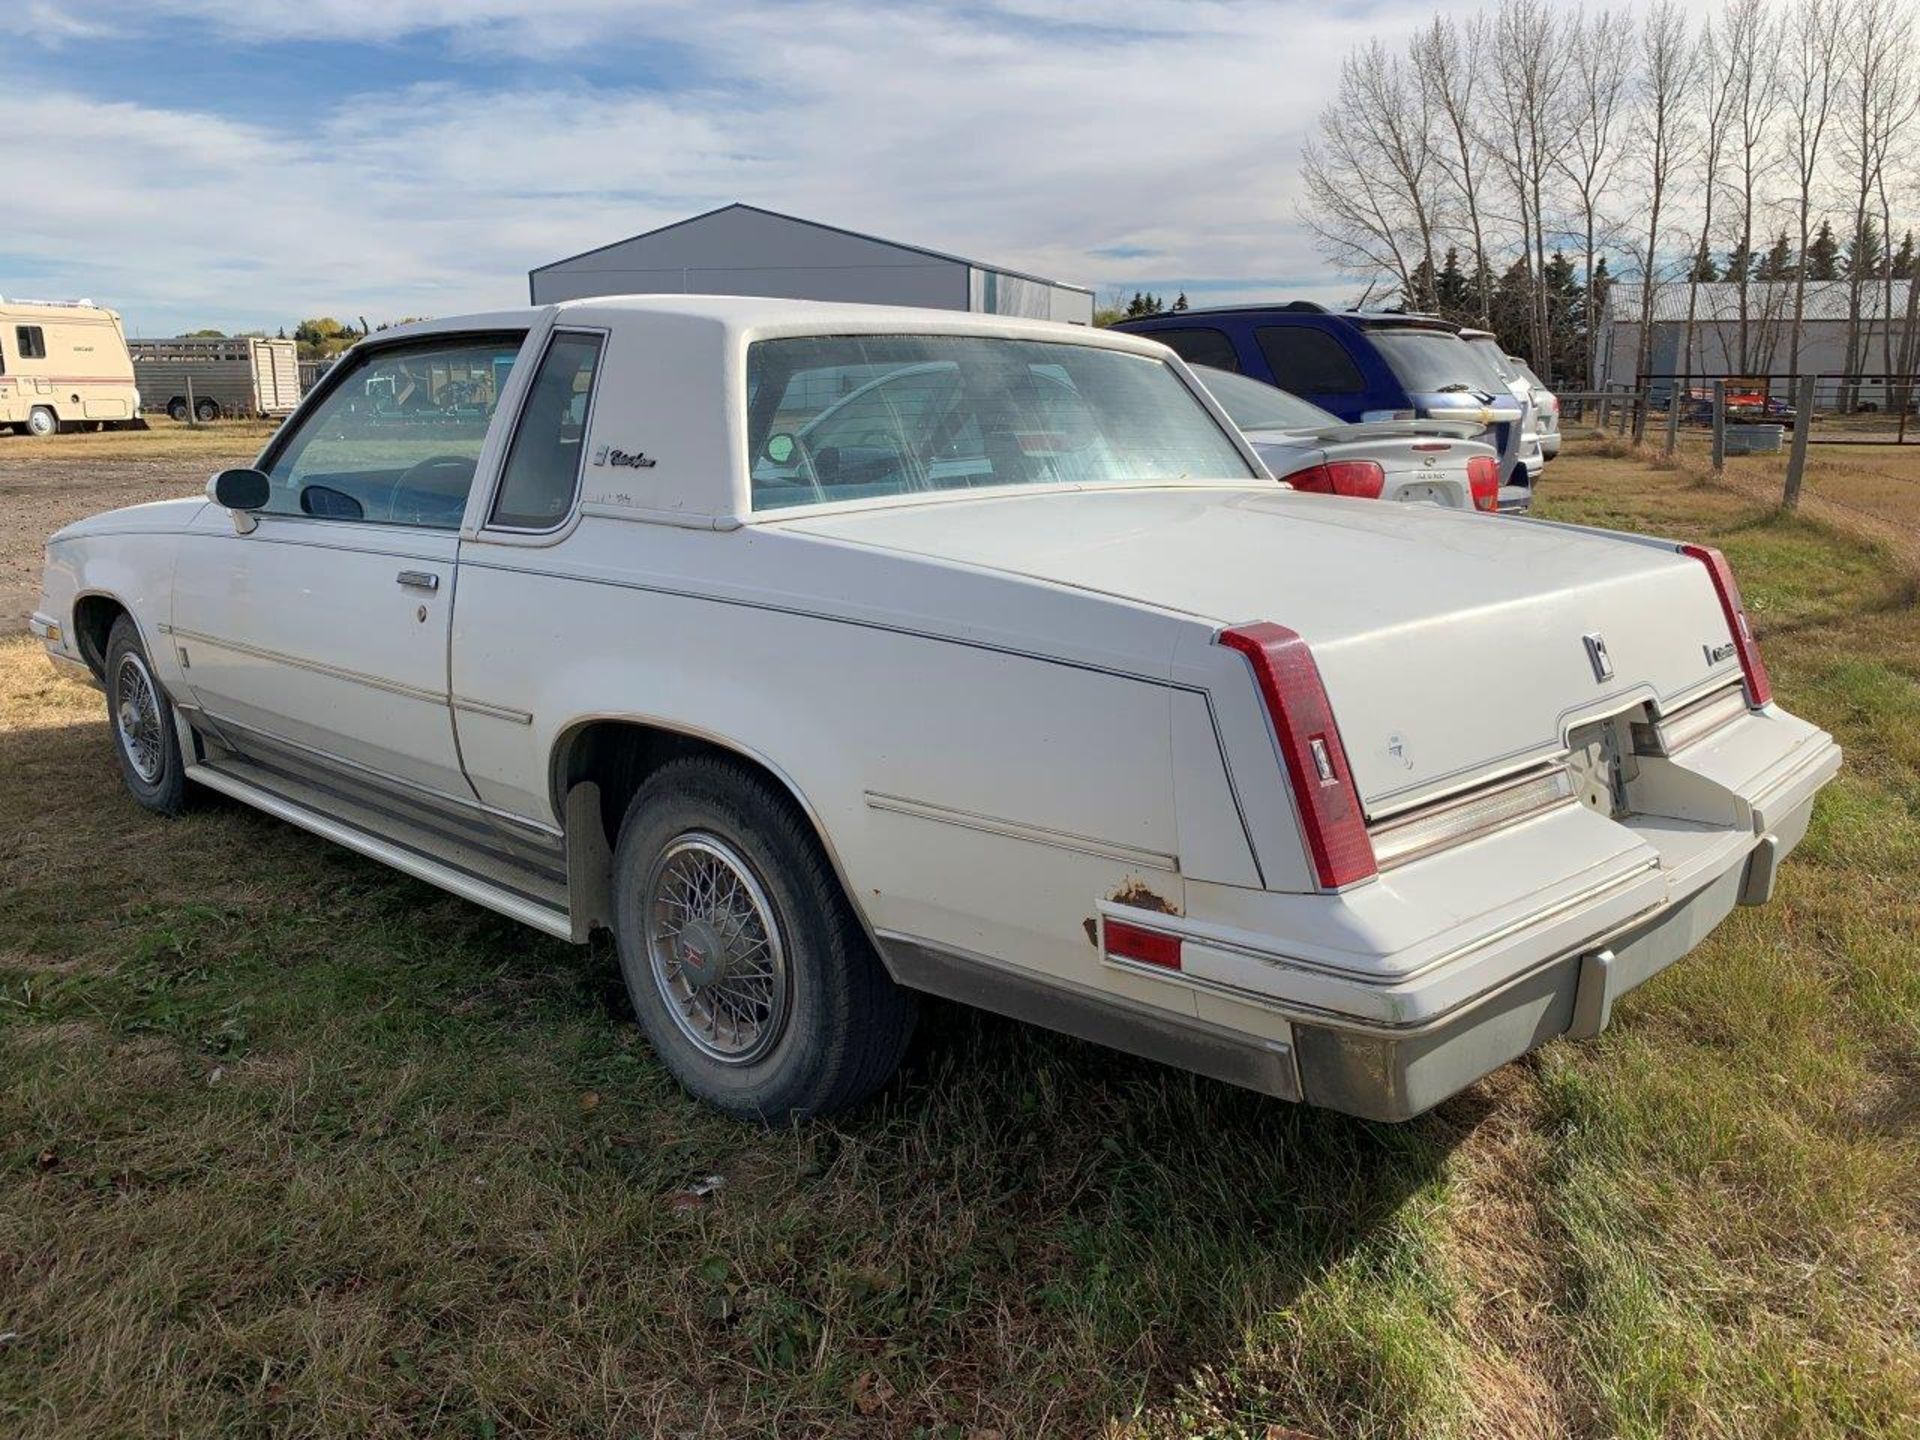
top-left (129, 335), bottom-right (301, 421)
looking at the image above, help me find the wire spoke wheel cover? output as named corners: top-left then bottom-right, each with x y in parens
top-left (114, 652), bottom-right (166, 784)
top-left (643, 832), bottom-right (790, 1064)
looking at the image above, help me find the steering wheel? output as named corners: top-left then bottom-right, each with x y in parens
top-left (386, 454), bottom-right (476, 526)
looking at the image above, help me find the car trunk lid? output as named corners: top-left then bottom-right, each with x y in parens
top-left (778, 486), bottom-right (1740, 810)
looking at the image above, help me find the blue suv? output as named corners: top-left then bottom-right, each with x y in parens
top-left (1114, 303), bottom-right (1532, 508)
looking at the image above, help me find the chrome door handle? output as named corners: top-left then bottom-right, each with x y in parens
top-left (397, 570), bottom-right (440, 591)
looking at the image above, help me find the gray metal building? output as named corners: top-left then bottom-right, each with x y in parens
top-left (1597, 280), bottom-right (1917, 399)
top-left (529, 203), bottom-right (1094, 324)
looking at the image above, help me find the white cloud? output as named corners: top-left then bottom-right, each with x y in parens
top-left (2, 2), bottom-right (1437, 332)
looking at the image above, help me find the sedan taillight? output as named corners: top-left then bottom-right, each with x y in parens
top-left (1288, 459), bottom-right (1386, 499)
top-left (1218, 623), bottom-right (1377, 889)
top-left (1680, 544), bottom-right (1772, 707)
top-left (1466, 455), bottom-right (1499, 511)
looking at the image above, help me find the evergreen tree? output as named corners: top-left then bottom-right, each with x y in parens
top-left (1806, 221), bottom-right (1840, 281)
top-left (1724, 240), bottom-right (1753, 285)
top-left (1757, 230), bottom-right (1795, 282)
top-left (1404, 257), bottom-right (1438, 313)
top-left (1892, 232), bottom-right (1916, 281)
top-left (1688, 240), bottom-right (1720, 282)
top-left (1843, 217), bottom-right (1883, 280)
top-left (1433, 247), bottom-right (1471, 322)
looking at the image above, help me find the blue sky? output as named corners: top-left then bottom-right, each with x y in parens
top-left (9, 1), bottom-right (1436, 336)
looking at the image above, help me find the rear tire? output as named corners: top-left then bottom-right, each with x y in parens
top-left (25, 406), bottom-right (59, 438)
top-left (194, 398), bottom-right (220, 423)
top-left (104, 615), bottom-right (189, 816)
top-left (610, 757), bottom-right (915, 1123)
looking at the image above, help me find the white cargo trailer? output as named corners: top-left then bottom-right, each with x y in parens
top-left (129, 336), bottom-right (301, 421)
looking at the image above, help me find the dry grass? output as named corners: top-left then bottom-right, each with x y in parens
top-left (2, 442), bottom-right (1916, 1436)
top-left (0, 417), bottom-right (282, 463)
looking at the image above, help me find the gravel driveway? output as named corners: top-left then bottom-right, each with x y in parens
top-left (0, 440), bottom-right (255, 633)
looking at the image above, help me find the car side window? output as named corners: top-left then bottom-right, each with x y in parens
top-left (262, 333), bottom-right (525, 529)
top-left (16, 326), bottom-right (47, 360)
top-left (489, 331), bottom-right (606, 530)
top-left (1253, 326), bottom-right (1365, 395)
top-left (1149, 327), bottom-right (1241, 373)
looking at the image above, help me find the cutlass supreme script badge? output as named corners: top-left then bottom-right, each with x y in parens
top-left (592, 446), bottom-right (657, 468)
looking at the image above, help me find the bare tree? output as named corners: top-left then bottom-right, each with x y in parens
top-left (1867, 15), bottom-right (1918, 382)
top-left (1299, 42), bottom-right (1441, 307)
top-left (1556, 7), bottom-right (1636, 387)
top-left (1485, 0), bottom-right (1571, 374)
top-left (1835, 0), bottom-right (1915, 389)
top-left (1681, 13), bottom-right (1739, 384)
top-left (1781, 0), bottom-right (1844, 374)
top-left (1627, 0), bottom-right (1696, 439)
top-left (1412, 15), bottom-right (1496, 322)
top-left (1721, 0), bottom-right (1783, 373)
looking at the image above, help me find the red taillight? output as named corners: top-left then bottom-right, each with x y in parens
top-left (1104, 918), bottom-right (1182, 970)
top-left (1288, 459), bottom-right (1385, 499)
top-left (1680, 544), bottom-right (1772, 707)
top-left (1217, 622), bottom-right (1377, 889)
top-left (1467, 455), bottom-right (1499, 511)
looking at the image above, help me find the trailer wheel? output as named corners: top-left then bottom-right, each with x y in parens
top-left (166, 398), bottom-right (189, 423)
top-left (194, 398), bottom-right (220, 423)
top-left (25, 407), bottom-right (60, 438)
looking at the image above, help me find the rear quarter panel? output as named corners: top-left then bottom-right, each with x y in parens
top-left (450, 517), bottom-right (1262, 1007)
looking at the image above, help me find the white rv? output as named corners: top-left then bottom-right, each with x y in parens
top-left (0, 298), bottom-right (141, 436)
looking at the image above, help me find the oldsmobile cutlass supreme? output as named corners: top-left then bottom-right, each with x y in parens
top-left (32, 298), bottom-right (1841, 1123)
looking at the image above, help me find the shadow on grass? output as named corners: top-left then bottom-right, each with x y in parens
top-left (1, 706), bottom-right (1477, 1436)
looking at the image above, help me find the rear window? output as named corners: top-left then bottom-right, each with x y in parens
top-left (1252, 326), bottom-right (1365, 395)
top-left (745, 334), bottom-right (1255, 511)
top-left (1465, 339), bottom-right (1521, 385)
top-left (1193, 366), bottom-right (1341, 431)
top-left (1366, 328), bottom-right (1487, 394)
top-left (1147, 326), bottom-right (1241, 372)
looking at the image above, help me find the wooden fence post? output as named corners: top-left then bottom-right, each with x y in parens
top-left (1711, 380), bottom-right (1726, 471)
top-left (185, 376), bottom-right (198, 430)
top-left (1783, 375), bottom-right (1815, 510)
top-left (1664, 385), bottom-right (1681, 454)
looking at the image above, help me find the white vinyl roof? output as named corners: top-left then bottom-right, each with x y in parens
top-left (375, 295), bottom-right (1203, 529)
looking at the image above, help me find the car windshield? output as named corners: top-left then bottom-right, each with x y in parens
top-left (1366, 327), bottom-right (1490, 395)
top-left (1192, 365), bottom-right (1341, 431)
top-left (745, 334), bottom-right (1255, 511)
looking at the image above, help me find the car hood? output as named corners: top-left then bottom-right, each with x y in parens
top-left (48, 497), bottom-right (208, 545)
top-left (778, 485), bottom-right (1739, 807)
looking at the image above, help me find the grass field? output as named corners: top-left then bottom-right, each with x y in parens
top-left (1, 442), bottom-right (1916, 1437)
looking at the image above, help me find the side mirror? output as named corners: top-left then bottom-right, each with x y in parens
top-left (207, 468), bottom-right (270, 533)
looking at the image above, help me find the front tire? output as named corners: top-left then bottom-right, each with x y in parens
top-left (611, 757), bottom-right (915, 1122)
top-left (105, 615), bottom-right (189, 816)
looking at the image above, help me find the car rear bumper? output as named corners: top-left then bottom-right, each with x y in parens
top-left (1085, 712), bottom-right (1840, 1120)
top-left (1291, 793), bottom-right (1811, 1119)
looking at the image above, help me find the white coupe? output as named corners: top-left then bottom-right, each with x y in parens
top-left (32, 297), bottom-right (1840, 1123)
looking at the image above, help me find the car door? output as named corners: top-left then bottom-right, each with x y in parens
top-left (170, 329), bottom-right (530, 800)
